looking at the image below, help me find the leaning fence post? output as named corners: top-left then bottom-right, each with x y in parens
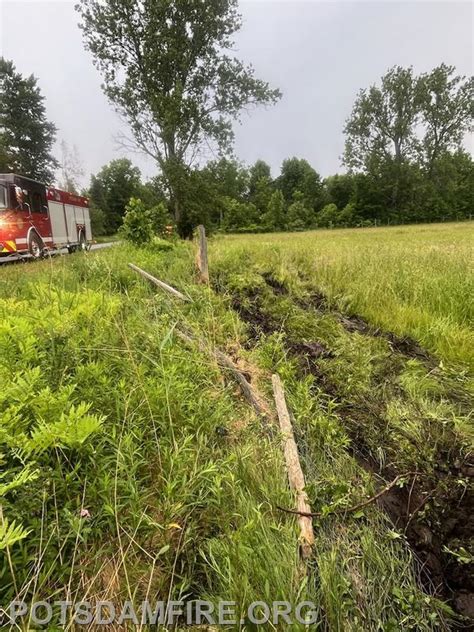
top-left (196, 224), bottom-right (209, 284)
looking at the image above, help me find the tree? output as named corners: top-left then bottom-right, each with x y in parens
top-left (248, 160), bottom-right (271, 196)
top-left (344, 66), bottom-right (419, 172)
top-left (344, 66), bottom-right (419, 213)
top-left (89, 206), bottom-right (106, 236)
top-left (203, 158), bottom-right (249, 200)
top-left (417, 64), bottom-right (473, 177)
top-left (0, 58), bottom-right (57, 182)
top-left (137, 176), bottom-right (168, 209)
top-left (221, 197), bottom-right (257, 232)
top-left (88, 159), bottom-right (142, 233)
top-left (198, 158), bottom-right (249, 228)
top-left (315, 203), bottom-right (339, 228)
top-left (252, 177), bottom-right (273, 216)
top-left (287, 199), bottom-right (312, 231)
top-left (263, 189), bottom-right (286, 231)
top-left (174, 167), bottom-right (222, 235)
top-left (420, 150), bottom-right (474, 221)
top-left (77, 0), bottom-right (281, 236)
top-left (343, 64), bottom-right (473, 219)
top-left (324, 174), bottom-right (355, 210)
top-left (276, 158), bottom-right (322, 209)
top-left (58, 141), bottom-right (85, 193)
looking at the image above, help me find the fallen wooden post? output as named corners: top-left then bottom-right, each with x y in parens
top-left (272, 374), bottom-right (315, 559)
top-left (196, 225), bottom-right (209, 284)
top-left (176, 328), bottom-right (271, 421)
top-left (128, 263), bottom-right (192, 302)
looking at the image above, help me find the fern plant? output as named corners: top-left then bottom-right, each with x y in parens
top-left (0, 516), bottom-right (30, 550)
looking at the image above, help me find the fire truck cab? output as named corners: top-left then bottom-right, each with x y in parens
top-left (0, 174), bottom-right (92, 258)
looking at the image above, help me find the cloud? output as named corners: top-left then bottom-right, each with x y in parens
top-left (1, 1), bottom-right (471, 182)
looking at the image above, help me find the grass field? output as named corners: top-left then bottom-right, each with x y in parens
top-left (0, 221), bottom-right (472, 629)
top-left (214, 223), bottom-right (474, 369)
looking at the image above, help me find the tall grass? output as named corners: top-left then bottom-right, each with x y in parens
top-left (0, 226), bottom-right (465, 629)
top-left (213, 222), bottom-right (474, 370)
top-left (0, 245), bottom-right (307, 628)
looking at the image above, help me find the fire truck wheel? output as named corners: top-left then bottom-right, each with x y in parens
top-left (28, 233), bottom-right (43, 259)
top-left (79, 231), bottom-right (87, 251)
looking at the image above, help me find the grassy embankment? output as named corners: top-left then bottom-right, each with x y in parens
top-left (0, 221), bottom-right (472, 629)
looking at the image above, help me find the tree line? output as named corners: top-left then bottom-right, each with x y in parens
top-left (1, 0), bottom-right (472, 236)
top-left (86, 143), bottom-right (473, 237)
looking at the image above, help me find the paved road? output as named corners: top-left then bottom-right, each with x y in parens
top-left (90, 241), bottom-right (118, 250)
top-left (0, 241), bottom-right (117, 265)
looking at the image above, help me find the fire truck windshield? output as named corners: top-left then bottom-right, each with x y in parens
top-left (0, 185), bottom-right (7, 209)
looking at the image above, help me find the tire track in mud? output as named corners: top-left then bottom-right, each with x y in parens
top-left (217, 272), bottom-right (474, 625)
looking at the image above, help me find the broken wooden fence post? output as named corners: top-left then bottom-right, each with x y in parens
top-left (272, 373), bottom-right (315, 559)
top-left (128, 263), bottom-right (192, 302)
top-left (176, 328), bottom-right (271, 422)
top-left (196, 225), bottom-right (209, 284)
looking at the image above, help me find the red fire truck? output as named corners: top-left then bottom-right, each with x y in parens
top-left (0, 173), bottom-right (92, 258)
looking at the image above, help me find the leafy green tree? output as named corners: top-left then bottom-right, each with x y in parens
top-left (344, 66), bottom-right (419, 213)
top-left (338, 202), bottom-right (357, 227)
top-left (137, 177), bottom-right (168, 210)
top-left (77, 0), bottom-right (281, 235)
top-left (119, 198), bottom-right (155, 245)
top-left (417, 64), bottom-right (473, 177)
top-left (276, 158), bottom-right (322, 209)
top-left (324, 174), bottom-right (355, 210)
top-left (287, 198), bottom-right (312, 230)
top-left (248, 160), bottom-right (271, 197)
top-left (89, 206), bottom-right (106, 236)
top-left (200, 158), bottom-right (249, 227)
top-left (263, 189), bottom-right (286, 231)
top-left (0, 58), bottom-right (57, 182)
top-left (176, 167), bottom-right (223, 236)
top-left (88, 159), bottom-right (142, 233)
top-left (221, 197), bottom-right (257, 232)
top-left (251, 175), bottom-right (273, 217)
top-left (447, 151), bottom-right (474, 218)
top-left (203, 158), bottom-right (249, 200)
top-left (316, 203), bottom-right (339, 228)
top-left (420, 150), bottom-right (474, 221)
top-left (344, 66), bottom-right (419, 172)
top-left (344, 64), bottom-right (473, 220)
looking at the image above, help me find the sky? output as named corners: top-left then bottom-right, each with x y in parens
top-left (0, 1), bottom-right (472, 187)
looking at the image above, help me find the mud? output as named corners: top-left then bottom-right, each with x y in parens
top-left (261, 272), bottom-right (288, 295)
top-left (287, 340), bottom-right (340, 397)
top-left (301, 290), bottom-right (435, 363)
top-left (224, 274), bottom-right (474, 625)
top-left (369, 459), bottom-right (474, 626)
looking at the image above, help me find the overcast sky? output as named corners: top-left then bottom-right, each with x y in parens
top-left (1, 1), bottom-right (472, 186)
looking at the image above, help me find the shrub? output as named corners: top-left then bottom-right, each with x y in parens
top-left (287, 200), bottom-right (312, 231)
top-left (221, 197), bottom-right (259, 232)
top-left (316, 203), bottom-right (339, 228)
top-left (119, 198), bottom-right (173, 245)
top-left (338, 202), bottom-right (357, 227)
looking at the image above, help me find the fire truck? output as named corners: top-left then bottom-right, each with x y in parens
top-left (0, 173), bottom-right (92, 258)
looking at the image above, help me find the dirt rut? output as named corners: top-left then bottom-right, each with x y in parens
top-left (221, 274), bottom-right (474, 624)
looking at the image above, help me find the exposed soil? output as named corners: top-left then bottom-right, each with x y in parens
top-left (302, 290), bottom-right (435, 364)
top-left (355, 453), bottom-right (474, 626)
top-left (222, 274), bottom-right (474, 626)
top-left (261, 272), bottom-right (288, 295)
